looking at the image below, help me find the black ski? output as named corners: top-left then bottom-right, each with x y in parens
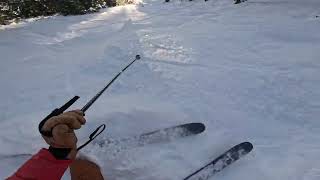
top-left (1, 123), bottom-right (205, 159)
top-left (183, 142), bottom-right (253, 180)
top-left (0, 153), bottom-right (32, 160)
top-left (96, 122), bottom-right (205, 149)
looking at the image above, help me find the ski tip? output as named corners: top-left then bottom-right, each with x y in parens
top-left (240, 142), bottom-right (254, 152)
top-left (184, 122), bottom-right (206, 134)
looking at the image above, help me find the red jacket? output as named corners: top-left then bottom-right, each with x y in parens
top-left (7, 148), bottom-right (72, 180)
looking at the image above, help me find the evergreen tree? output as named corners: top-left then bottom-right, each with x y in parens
top-left (0, 0), bottom-right (133, 25)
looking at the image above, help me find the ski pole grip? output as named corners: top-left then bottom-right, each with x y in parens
top-left (39, 96), bottom-right (80, 137)
top-left (59, 96), bottom-right (80, 112)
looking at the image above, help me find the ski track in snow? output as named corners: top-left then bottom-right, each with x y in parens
top-left (1, 0), bottom-right (320, 179)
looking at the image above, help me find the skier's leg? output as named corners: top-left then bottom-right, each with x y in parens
top-left (70, 159), bottom-right (104, 180)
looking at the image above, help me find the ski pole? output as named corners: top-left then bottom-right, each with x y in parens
top-left (40, 55), bottom-right (141, 150)
top-left (81, 54), bottom-right (141, 113)
top-left (77, 54), bottom-right (141, 150)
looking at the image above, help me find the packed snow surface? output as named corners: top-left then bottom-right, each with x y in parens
top-left (1, 0), bottom-right (320, 179)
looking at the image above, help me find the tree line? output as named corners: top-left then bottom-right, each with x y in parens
top-left (0, 0), bottom-right (132, 25)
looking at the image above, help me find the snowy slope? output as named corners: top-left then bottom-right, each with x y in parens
top-left (1, 0), bottom-right (320, 179)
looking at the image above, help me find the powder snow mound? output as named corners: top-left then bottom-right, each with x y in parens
top-left (1, 0), bottom-right (320, 179)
